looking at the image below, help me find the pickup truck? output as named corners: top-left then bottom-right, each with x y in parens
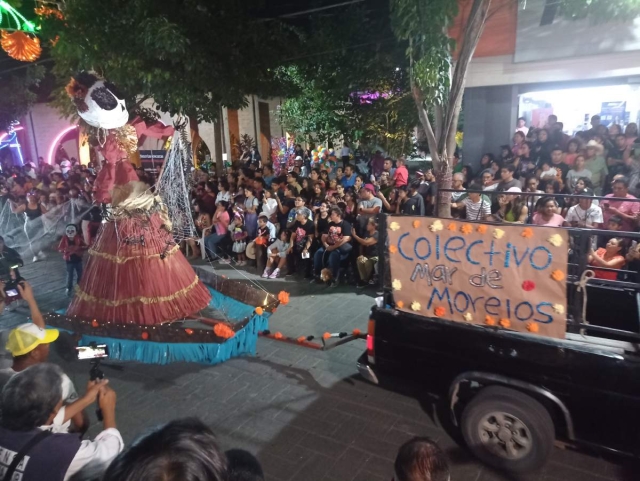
top-left (357, 215), bottom-right (640, 473)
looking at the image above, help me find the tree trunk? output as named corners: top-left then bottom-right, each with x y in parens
top-left (435, 152), bottom-right (453, 218)
top-left (188, 115), bottom-right (202, 168)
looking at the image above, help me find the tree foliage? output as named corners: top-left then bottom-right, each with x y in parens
top-left (277, 2), bottom-right (418, 155)
top-left (39, 0), bottom-right (298, 122)
top-left (0, 65), bottom-right (45, 132)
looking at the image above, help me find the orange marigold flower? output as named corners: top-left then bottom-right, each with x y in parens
top-left (447, 222), bottom-right (457, 231)
top-left (460, 224), bottom-right (473, 235)
top-left (274, 332), bottom-right (284, 340)
top-left (255, 307), bottom-right (264, 315)
top-left (485, 315), bottom-right (496, 326)
top-left (278, 291), bottom-right (290, 305)
top-left (477, 224), bottom-right (488, 234)
top-left (396, 300), bottom-right (404, 309)
top-left (434, 306), bottom-right (446, 317)
top-left (389, 245), bottom-right (398, 254)
top-left (184, 328), bottom-right (194, 335)
top-left (412, 220), bottom-right (421, 228)
top-left (499, 318), bottom-right (511, 328)
top-left (352, 329), bottom-right (361, 336)
top-left (214, 323), bottom-right (235, 339)
top-left (297, 336), bottom-right (306, 343)
top-left (322, 332), bottom-right (331, 340)
top-left (526, 322), bottom-right (539, 333)
top-left (551, 270), bottom-right (565, 281)
top-left (521, 228), bottom-right (534, 238)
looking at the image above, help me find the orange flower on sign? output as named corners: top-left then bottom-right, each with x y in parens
top-left (434, 306), bottom-right (446, 317)
top-left (214, 323), bottom-right (235, 339)
top-left (477, 224), bottom-right (488, 234)
top-left (521, 228), bottom-right (534, 239)
top-left (389, 245), bottom-right (398, 254)
top-left (396, 300), bottom-right (404, 309)
top-left (447, 223), bottom-right (457, 231)
top-left (412, 220), bottom-right (421, 228)
top-left (485, 315), bottom-right (496, 326)
top-left (526, 322), bottom-right (539, 333)
top-left (551, 270), bottom-right (565, 282)
top-left (255, 307), bottom-right (264, 315)
top-left (460, 224), bottom-right (473, 235)
top-left (278, 291), bottom-right (290, 305)
top-left (499, 318), bottom-right (511, 328)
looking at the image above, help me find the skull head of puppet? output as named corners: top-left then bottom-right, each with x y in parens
top-left (66, 72), bottom-right (128, 130)
top-left (65, 224), bottom-right (78, 240)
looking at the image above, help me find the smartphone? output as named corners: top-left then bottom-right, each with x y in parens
top-left (76, 344), bottom-right (109, 360)
top-left (301, 251), bottom-right (310, 259)
top-left (4, 289), bottom-right (18, 297)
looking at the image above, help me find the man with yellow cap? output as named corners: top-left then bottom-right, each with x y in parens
top-left (0, 282), bottom-right (91, 434)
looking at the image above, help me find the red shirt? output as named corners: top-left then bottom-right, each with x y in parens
top-left (393, 166), bottom-right (408, 187)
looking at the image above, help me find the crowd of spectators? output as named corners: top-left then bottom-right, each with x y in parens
top-left (190, 118), bottom-right (640, 287)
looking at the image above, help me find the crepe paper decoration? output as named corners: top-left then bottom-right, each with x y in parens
top-left (410, 301), bottom-right (421, 312)
top-left (389, 245), bottom-right (398, 254)
top-left (390, 221), bottom-right (400, 231)
top-left (255, 307), bottom-right (264, 315)
top-left (551, 270), bottom-right (565, 282)
top-left (297, 336), bottom-right (306, 343)
top-left (463, 312), bottom-right (473, 322)
top-left (91, 319), bottom-right (99, 328)
top-left (274, 332), bottom-right (283, 340)
top-left (552, 304), bottom-right (565, 315)
top-left (493, 229), bottom-right (505, 239)
top-left (460, 224), bottom-right (473, 235)
top-left (447, 222), bottom-right (457, 231)
top-left (526, 322), bottom-right (539, 333)
top-left (548, 234), bottom-right (564, 247)
top-left (0, 31), bottom-right (41, 62)
top-left (499, 318), bottom-right (511, 328)
top-left (434, 306), bottom-right (446, 317)
top-left (278, 291), bottom-right (290, 305)
top-left (476, 225), bottom-right (488, 234)
top-left (522, 280), bottom-right (536, 291)
top-left (352, 329), bottom-right (361, 336)
top-left (322, 332), bottom-right (331, 340)
top-left (141, 331), bottom-right (150, 340)
top-left (429, 220), bottom-right (443, 232)
top-left (34, 6), bottom-right (64, 20)
top-left (214, 323), bottom-right (235, 339)
top-left (412, 220), bottom-right (421, 228)
top-left (521, 228), bottom-right (534, 239)
top-left (396, 300), bottom-right (404, 309)
top-left (392, 279), bottom-right (402, 291)
top-left (485, 315), bottom-right (496, 326)
top-left (184, 328), bottom-right (194, 335)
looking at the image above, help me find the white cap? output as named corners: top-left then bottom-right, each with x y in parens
top-left (506, 187), bottom-right (522, 193)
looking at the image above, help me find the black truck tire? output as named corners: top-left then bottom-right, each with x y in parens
top-left (460, 385), bottom-right (555, 473)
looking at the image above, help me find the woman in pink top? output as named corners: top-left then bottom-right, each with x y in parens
top-left (532, 197), bottom-right (565, 227)
top-left (204, 200), bottom-right (231, 261)
top-left (393, 157), bottom-right (408, 187)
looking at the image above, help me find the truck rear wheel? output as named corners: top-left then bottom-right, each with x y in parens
top-left (461, 385), bottom-right (554, 473)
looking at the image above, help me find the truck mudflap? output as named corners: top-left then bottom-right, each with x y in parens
top-left (357, 352), bottom-right (379, 385)
top-left (448, 371), bottom-right (575, 441)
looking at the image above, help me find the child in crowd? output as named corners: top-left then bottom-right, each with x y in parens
top-left (57, 223), bottom-right (87, 296)
top-left (262, 229), bottom-right (291, 279)
top-left (566, 155), bottom-right (592, 192)
top-left (230, 213), bottom-right (248, 266)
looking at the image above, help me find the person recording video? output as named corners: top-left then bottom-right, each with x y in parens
top-left (0, 282), bottom-right (92, 435)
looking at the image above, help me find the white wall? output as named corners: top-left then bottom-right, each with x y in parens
top-left (466, 51), bottom-right (640, 88)
top-left (23, 104), bottom-right (76, 165)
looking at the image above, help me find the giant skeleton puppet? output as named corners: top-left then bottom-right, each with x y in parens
top-left (65, 72), bottom-right (211, 325)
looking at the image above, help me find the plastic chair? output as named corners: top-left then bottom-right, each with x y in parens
top-left (196, 225), bottom-right (214, 260)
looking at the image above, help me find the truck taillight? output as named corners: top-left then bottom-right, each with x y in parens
top-left (367, 319), bottom-right (375, 364)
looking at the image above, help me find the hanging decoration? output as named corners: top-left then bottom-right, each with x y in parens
top-left (0, 0), bottom-right (41, 62)
top-left (270, 137), bottom-right (295, 176)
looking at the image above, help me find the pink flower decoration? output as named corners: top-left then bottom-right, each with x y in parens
top-left (522, 280), bottom-right (536, 291)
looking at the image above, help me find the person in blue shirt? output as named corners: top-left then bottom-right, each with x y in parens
top-left (262, 165), bottom-right (274, 188)
top-left (341, 165), bottom-right (356, 189)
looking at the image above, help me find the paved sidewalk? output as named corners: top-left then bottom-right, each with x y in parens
top-left (0, 256), bottom-right (636, 480)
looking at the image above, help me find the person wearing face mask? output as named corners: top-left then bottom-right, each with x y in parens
top-left (58, 224), bottom-right (87, 297)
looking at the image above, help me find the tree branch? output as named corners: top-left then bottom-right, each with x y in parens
top-left (411, 83), bottom-right (439, 166)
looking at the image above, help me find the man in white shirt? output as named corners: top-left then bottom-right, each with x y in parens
top-left (0, 363), bottom-right (123, 481)
top-left (0, 282), bottom-right (91, 434)
top-left (340, 144), bottom-right (351, 169)
top-left (564, 188), bottom-right (604, 229)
